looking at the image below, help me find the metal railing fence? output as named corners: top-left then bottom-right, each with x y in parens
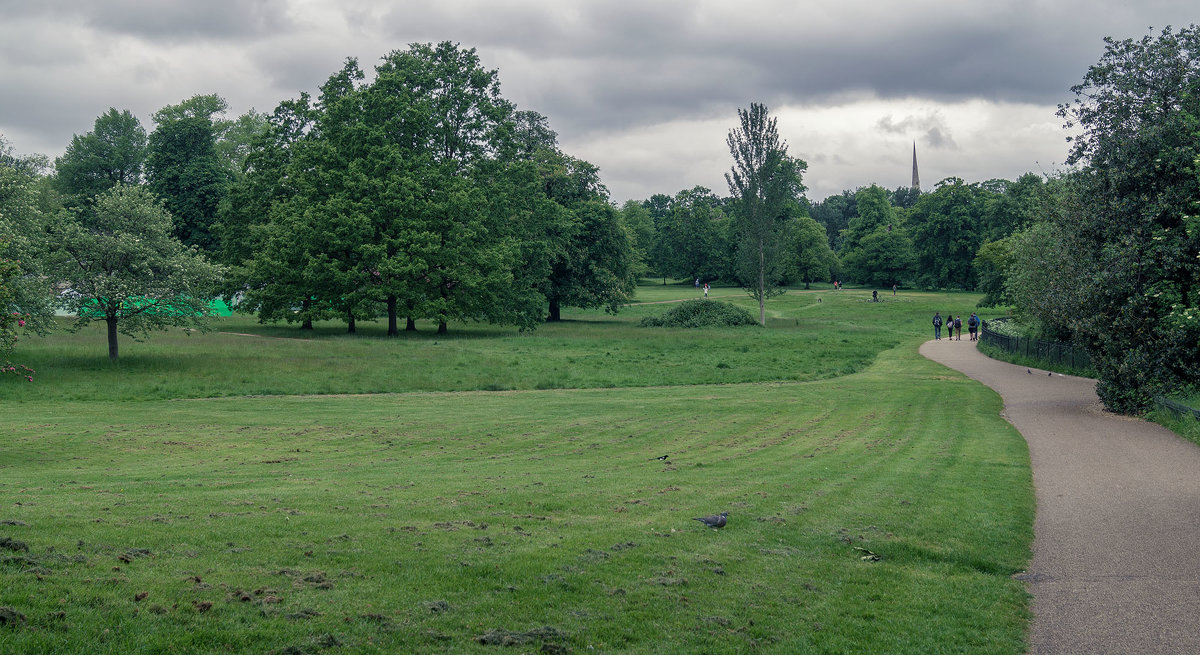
top-left (978, 317), bottom-right (1093, 371)
top-left (1153, 396), bottom-right (1200, 421)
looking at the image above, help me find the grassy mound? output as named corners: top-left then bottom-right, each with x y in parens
top-left (640, 299), bottom-right (759, 327)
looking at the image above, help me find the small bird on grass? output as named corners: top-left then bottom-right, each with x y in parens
top-left (694, 512), bottom-right (728, 529)
top-left (652, 455), bottom-right (669, 461)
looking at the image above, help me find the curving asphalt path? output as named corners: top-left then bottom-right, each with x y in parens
top-left (920, 338), bottom-right (1200, 654)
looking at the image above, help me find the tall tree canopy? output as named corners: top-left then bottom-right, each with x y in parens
top-left (53, 108), bottom-right (147, 208)
top-left (651, 186), bottom-right (729, 284)
top-left (1046, 25), bottom-right (1200, 412)
top-left (904, 178), bottom-right (992, 289)
top-left (230, 43), bottom-right (625, 334)
top-left (725, 103), bottom-right (805, 325)
top-left (146, 113), bottom-right (228, 250)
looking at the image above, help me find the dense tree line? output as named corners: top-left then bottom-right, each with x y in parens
top-left (5, 27), bottom-right (1197, 410)
top-left (1, 42), bottom-right (640, 361)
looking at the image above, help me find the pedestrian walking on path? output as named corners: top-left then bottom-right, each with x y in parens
top-left (920, 340), bottom-right (1200, 654)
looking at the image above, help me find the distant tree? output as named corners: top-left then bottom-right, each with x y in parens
top-left (810, 190), bottom-right (855, 252)
top-left (725, 103), bottom-right (806, 325)
top-left (146, 114), bottom-right (228, 250)
top-left (904, 178), bottom-right (992, 289)
top-left (841, 226), bottom-right (916, 288)
top-left (152, 94), bottom-right (269, 177)
top-left (215, 94), bottom-right (314, 315)
top-left (218, 110), bottom-right (271, 177)
top-left (839, 185), bottom-right (895, 256)
top-left (787, 215), bottom-right (837, 288)
top-left (982, 173), bottom-right (1045, 242)
top-left (652, 186), bottom-right (728, 284)
top-left (617, 199), bottom-right (655, 279)
top-left (1003, 219), bottom-right (1084, 340)
top-left (53, 108), bottom-right (147, 208)
top-left (47, 185), bottom-right (224, 360)
top-left (512, 109), bottom-right (558, 155)
top-left (545, 197), bottom-right (635, 321)
top-left (526, 149), bottom-right (635, 321)
top-left (642, 194), bottom-right (672, 225)
top-left (889, 185), bottom-right (922, 209)
top-left (972, 237), bottom-right (1014, 307)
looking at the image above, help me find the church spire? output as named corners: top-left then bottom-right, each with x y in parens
top-left (911, 141), bottom-right (920, 191)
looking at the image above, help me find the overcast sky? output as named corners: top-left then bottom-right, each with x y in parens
top-left (1, 1), bottom-right (1195, 203)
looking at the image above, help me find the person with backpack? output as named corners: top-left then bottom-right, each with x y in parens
top-left (954, 315), bottom-right (963, 340)
top-left (933, 312), bottom-right (943, 340)
top-left (968, 312), bottom-right (979, 341)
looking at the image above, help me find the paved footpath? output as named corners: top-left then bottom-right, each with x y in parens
top-left (920, 338), bottom-right (1200, 654)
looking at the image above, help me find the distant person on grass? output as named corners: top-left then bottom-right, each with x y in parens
top-left (872, 289), bottom-right (878, 302)
top-left (933, 312), bottom-right (943, 340)
top-left (703, 283), bottom-right (709, 298)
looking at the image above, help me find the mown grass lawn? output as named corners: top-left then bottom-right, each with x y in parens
top-left (1, 285), bottom-right (1032, 653)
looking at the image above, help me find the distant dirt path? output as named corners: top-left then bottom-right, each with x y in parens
top-left (920, 339), bottom-right (1200, 654)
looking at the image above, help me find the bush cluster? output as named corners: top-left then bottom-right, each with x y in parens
top-left (640, 300), bottom-right (758, 328)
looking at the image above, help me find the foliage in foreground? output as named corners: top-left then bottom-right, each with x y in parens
top-left (1007, 25), bottom-right (1200, 413)
top-left (639, 299), bottom-right (759, 328)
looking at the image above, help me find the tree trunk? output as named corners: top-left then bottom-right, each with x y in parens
top-left (547, 299), bottom-right (561, 322)
top-left (387, 295), bottom-right (398, 336)
top-left (106, 315), bottom-right (119, 360)
top-left (347, 310), bottom-right (356, 334)
top-left (759, 240), bottom-right (767, 326)
top-left (437, 319), bottom-right (448, 334)
top-left (406, 317), bottom-right (416, 332)
top-left (300, 298), bottom-right (313, 330)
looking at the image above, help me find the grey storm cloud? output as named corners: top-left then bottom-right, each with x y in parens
top-left (4, 0), bottom-right (294, 42)
top-left (0, 0), bottom-right (1197, 201)
top-left (365, 0), bottom-right (1120, 136)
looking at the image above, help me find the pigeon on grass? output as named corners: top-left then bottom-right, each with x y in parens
top-left (694, 512), bottom-right (728, 529)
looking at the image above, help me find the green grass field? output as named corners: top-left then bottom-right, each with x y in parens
top-left (1, 285), bottom-right (1033, 653)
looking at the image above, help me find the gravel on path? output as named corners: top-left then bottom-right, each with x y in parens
top-left (920, 339), bottom-right (1200, 655)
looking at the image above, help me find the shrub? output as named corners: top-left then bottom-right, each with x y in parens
top-left (640, 300), bottom-right (759, 328)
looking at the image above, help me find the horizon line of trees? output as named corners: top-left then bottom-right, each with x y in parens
top-left (6, 27), bottom-right (1199, 416)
